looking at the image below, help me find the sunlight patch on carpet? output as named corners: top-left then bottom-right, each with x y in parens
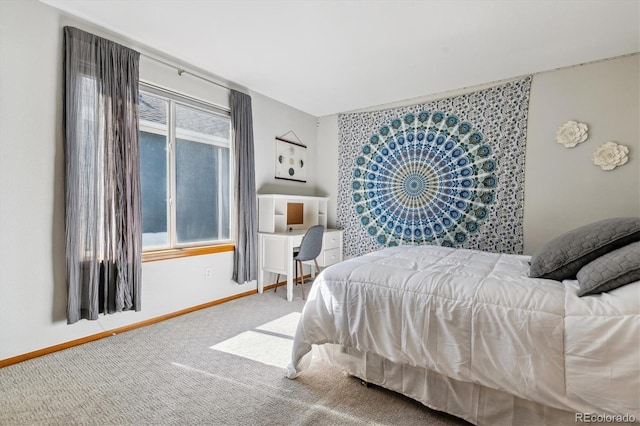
top-left (210, 312), bottom-right (301, 368)
top-left (256, 312), bottom-right (301, 337)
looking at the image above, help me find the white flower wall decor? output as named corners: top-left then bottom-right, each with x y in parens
top-left (556, 120), bottom-right (589, 148)
top-left (592, 141), bottom-right (629, 171)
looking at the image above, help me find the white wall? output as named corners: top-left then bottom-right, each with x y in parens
top-left (0, 0), bottom-right (317, 361)
top-left (252, 93), bottom-right (319, 196)
top-left (523, 56), bottom-right (640, 253)
top-left (317, 54), bottom-right (640, 254)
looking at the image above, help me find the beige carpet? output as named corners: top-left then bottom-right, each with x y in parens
top-left (1, 283), bottom-right (469, 425)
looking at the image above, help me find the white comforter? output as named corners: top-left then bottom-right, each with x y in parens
top-left (287, 245), bottom-right (640, 417)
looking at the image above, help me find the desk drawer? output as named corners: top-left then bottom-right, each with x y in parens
top-left (320, 247), bottom-right (341, 267)
top-left (323, 232), bottom-right (341, 250)
top-left (290, 234), bottom-right (304, 247)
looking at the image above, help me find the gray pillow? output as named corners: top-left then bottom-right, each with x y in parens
top-left (577, 242), bottom-right (640, 296)
top-left (529, 217), bottom-right (640, 280)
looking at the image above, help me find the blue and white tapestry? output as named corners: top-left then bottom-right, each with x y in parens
top-left (338, 77), bottom-right (532, 257)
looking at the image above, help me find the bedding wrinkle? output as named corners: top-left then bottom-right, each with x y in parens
top-left (468, 252), bottom-right (501, 384)
top-left (420, 295), bottom-right (433, 371)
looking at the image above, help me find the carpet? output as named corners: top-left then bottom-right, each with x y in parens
top-left (1, 284), bottom-right (469, 425)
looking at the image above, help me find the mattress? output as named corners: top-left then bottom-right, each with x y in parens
top-left (287, 245), bottom-right (640, 419)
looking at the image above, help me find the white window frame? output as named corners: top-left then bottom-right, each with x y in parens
top-left (139, 83), bottom-right (234, 251)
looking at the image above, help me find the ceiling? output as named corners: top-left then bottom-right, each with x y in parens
top-left (43, 0), bottom-right (639, 117)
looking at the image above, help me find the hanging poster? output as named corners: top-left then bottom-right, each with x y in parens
top-left (275, 137), bottom-right (307, 182)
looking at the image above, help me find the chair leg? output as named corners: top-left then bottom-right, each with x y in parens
top-left (274, 274), bottom-right (280, 292)
top-left (298, 260), bottom-right (305, 300)
top-left (314, 259), bottom-right (320, 275)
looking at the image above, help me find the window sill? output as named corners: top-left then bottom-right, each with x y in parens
top-left (142, 244), bottom-right (235, 263)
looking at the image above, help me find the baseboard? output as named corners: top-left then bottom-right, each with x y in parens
top-left (0, 278), bottom-right (303, 368)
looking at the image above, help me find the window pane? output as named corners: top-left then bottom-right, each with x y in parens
top-left (176, 139), bottom-right (228, 244)
top-left (139, 87), bottom-right (232, 251)
top-left (220, 147), bottom-right (230, 240)
top-left (139, 91), bottom-right (169, 249)
top-left (176, 102), bottom-right (230, 142)
top-left (140, 131), bottom-right (168, 248)
top-left (139, 91), bottom-right (167, 126)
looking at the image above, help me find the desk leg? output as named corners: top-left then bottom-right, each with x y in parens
top-left (257, 235), bottom-right (264, 294)
top-left (287, 274), bottom-right (293, 302)
top-left (258, 267), bottom-right (265, 294)
top-left (286, 244), bottom-right (294, 302)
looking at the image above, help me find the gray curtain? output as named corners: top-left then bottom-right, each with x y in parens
top-left (230, 90), bottom-right (258, 284)
top-left (64, 27), bottom-right (142, 324)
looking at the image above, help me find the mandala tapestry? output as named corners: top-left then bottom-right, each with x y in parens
top-left (338, 77), bottom-right (532, 257)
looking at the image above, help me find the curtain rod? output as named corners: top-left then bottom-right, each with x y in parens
top-left (140, 52), bottom-right (232, 92)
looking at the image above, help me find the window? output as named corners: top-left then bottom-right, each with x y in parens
top-left (139, 85), bottom-right (232, 251)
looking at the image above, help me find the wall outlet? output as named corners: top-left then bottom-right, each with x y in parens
top-left (204, 267), bottom-right (212, 279)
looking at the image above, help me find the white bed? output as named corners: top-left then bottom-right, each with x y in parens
top-left (287, 245), bottom-right (640, 425)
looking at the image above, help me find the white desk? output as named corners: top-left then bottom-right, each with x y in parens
top-left (257, 229), bottom-right (343, 301)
